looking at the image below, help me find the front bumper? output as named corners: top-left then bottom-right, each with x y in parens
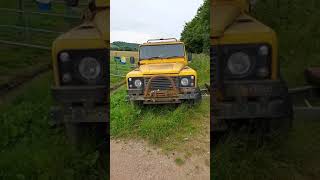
top-left (213, 79), bottom-right (293, 120)
top-left (128, 87), bottom-right (201, 104)
top-left (51, 86), bottom-right (108, 123)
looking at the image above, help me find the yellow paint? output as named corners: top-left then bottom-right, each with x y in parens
top-left (211, 1), bottom-right (278, 79)
top-left (126, 40), bottom-right (197, 89)
top-left (212, 0), bottom-right (249, 12)
top-left (52, 0), bottom-right (109, 86)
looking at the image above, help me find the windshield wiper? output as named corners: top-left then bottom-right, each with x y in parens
top-left (165, 56), bottom-right (183, 59)
top-left (145, 56), bottom-right (163, 60)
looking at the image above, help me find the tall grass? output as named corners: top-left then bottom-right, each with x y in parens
top-left (212, 119), bottom-right (320, 180)
top-left (212, 1), bottom-right (320, 179)
top-left (0, 73), bottom-right (103, 179)
top-left (0, 0), bottom-right (82, 84)
top-left (253, 0), bottom-right (320, 87)
top-left (110, 54), bottom-right (210, 149)
top-left (109, 51), bottom-right (136, 86)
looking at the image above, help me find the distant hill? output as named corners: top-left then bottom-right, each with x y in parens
top-left (111, 41), bottom-right (140, 51)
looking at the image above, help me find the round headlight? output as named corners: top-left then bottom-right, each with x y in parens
top-left (227, 52), bottom-right (251, 75)
top-left (181, 78), bottom-right (189, 86)
top-left (60, 52), bottom-right (70, 62)
top-left (78, 57), bottom-right (101, 80)
top-left (259, 45), bottom-right (269, 56)
top-left (134, 79), bottom-right (142, 88)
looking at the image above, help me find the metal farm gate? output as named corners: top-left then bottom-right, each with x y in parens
top-left (0, 0), bottom-right (85, 50)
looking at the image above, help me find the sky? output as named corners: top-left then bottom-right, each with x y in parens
top-left (110, 0), bottom-right (204, 44)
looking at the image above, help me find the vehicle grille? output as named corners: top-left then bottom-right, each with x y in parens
top-left (144, 76), bottom-right (178, 90)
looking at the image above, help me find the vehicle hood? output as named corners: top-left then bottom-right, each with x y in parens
top-left (139, 62), bottom-right (185, 75)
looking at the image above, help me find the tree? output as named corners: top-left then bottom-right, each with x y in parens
top-left (181, 0), bottom-right (210, 54)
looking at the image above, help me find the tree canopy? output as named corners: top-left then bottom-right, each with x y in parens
top-left (181, 0), bottom-right (210, 54)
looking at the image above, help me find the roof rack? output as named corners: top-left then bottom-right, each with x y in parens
top-left (147, 38), bottom-right (178, 43)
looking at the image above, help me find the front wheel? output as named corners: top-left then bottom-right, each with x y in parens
top-left (190, 88), bottom-right (202, 104)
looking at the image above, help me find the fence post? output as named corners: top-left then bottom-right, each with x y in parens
top-left (18, 0), bottom-right (24, 27)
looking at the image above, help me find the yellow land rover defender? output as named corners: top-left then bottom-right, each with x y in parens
top-left (211, 0), bottom-right (293, 132)
top-left (51, 0), bottom-right (109, 139)
top-left (126, 38), bottom-right (201, 104)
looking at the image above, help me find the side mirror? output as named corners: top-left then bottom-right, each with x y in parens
top-left (130, 56), bottom-right (135, 64)
top-left (65, 0), bottom-right (79, 7)
top-left (187, 53), bottom-right (192, 62)
top-left (114, 56), bottom-right (121, 62)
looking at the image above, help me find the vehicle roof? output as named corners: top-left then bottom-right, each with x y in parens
top-left (140, 41), bottom-right (184, 46)
top-left (211, 0), bottom-right (249, 38)
top-left (224, 14), bottom-right (273, 35)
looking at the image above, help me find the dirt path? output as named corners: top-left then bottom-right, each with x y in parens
top-left (110, 139), bottom-right (210, 180)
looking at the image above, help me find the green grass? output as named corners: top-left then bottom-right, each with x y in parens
top-left (191, 54), bottom-right (210, 88)
top-left (0, 45), bottom-right (50, 85)
top-left (110, 56), bottom-right (133, 87)
top-left (253, 0), bottom-right (320, 87)
top-left (0, 0), bottom-right (82, 47)
top-left (212, 120), bottom-right (320, 180)
top-left (110, 54), bottom-right (210, 151)
top-left (0, 1), bottom-right (105, 178)
top-left (0, 0), bottom-right (82, 84)
top-left (212, 1), bottom-right (320, 179)
top-left (175, 157), bottom-right (185, 166)
top-left (0, 72), bottom-right (103, 179)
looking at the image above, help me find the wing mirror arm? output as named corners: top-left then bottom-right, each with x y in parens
top-left (130, 56), bottom-right (135, 64)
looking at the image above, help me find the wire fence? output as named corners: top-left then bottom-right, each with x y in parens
top-left (110, 54), bottom-right (137, 85)
top-left (0, 0), bottom-right (86, 50)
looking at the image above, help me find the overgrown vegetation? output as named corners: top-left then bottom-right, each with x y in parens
top-left (0, 0), bottom-right (82, 85)
top-left (0, 73), bottom-right (103, 179)
top-left (212, 120), bottom-right (320, 180)
top-left (0, 0), bottom-right (82, 47)
top-left (212, 1), bottom-right (320, 179)
top-left (110, 50), bottom-right (139, 86)
top-left (181, 0), bottom-right (209, 54)
top-left (0, 45), bottom-right (50, 85)
top-left (0, 1), bottom-right (105, 179)
top-left (253, 0), bottom-right (320, 87)
top-left (110, 54), bottom-right (210, 151)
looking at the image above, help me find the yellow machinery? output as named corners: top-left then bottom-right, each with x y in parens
top-left (126, 38), bottom-right (201, 104)
top-left (51, 0), bottom-right (109, 141)
top-left (211, 0), bottom-right (293, 132)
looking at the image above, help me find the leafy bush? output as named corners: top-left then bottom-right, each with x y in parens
top-left (181, 0), bottom-right (210, 54)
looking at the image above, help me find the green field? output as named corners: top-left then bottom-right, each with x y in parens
top-left (0, 45), bottom-right (50, 85)
top-left (110, 50), bottom-right (139, 87)
top-left (0, 0), bottom-right (82, 86)
top-left (110, 54), bottom-right (210, 155)
top-left (212, 1), bottom-right (320, 180)
top-left (0, 72), bottom-right (105, 179)
top-left (0, 1), bottom-right (106, 179)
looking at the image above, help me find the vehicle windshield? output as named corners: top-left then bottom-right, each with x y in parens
top-left (139, 44), bottom-right (185, 60)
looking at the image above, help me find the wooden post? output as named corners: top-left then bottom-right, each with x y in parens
top-left (18, 0), bottom-right (23, 24)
